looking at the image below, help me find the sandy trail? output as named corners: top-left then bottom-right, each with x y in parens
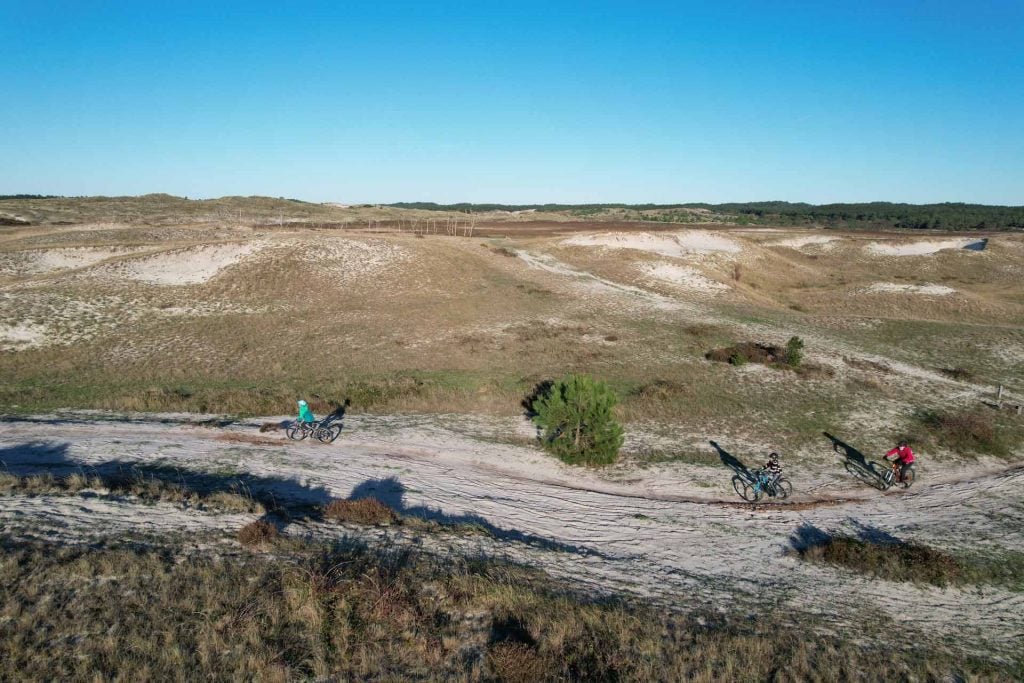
top-left (1, 414), bottom-right (1021, 657)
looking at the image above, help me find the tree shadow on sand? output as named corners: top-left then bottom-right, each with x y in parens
top-left (822, 431), bottom-right (886, 490)
top-left (347, 476), bottom-right (598, 555)
top-left (1, 441), bottom-right (597, 556)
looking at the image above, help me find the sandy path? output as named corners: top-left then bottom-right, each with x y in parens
top-left (1, 414), bottom-right (1021, 657)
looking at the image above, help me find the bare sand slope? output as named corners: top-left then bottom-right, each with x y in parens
top-left (2, 413), bottom-right (1021, 657)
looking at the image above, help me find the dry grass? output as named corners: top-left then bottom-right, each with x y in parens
top-left (2, 219), bottom-right (1023, 461)
top-left (0, 533), bottom-right (1012, 681)
top-left (910, 408), bottom-right (1012, 457)
top-left (237, 519), bottom-right (279, 546)
top-left (793, 532), bottom-right (1024, 591)
top-left (0, 470), bottom-right (264, 513)
top-left (324, 498), bottom-right (399, 526)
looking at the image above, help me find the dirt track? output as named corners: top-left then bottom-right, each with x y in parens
top-left (2, 412), bottom-right (1021, 658)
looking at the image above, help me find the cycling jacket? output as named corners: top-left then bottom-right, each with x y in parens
top-left (885, 445), bottom-right (915, 464)
top-left (298, 404), bottom-right (315, 423)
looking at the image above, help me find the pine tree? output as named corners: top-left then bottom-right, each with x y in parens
top-left (530, 374), bottom-right (624, 466)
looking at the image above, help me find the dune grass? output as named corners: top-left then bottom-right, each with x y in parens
top-left (1, 532), bottom-right (1012, 682)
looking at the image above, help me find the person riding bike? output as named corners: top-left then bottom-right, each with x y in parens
top-left (884, 440), bottom-right (915, 483)
top-left (297, 399), bottom-right (315, 426)
top-left (761, 452), bottom-right (783, 487)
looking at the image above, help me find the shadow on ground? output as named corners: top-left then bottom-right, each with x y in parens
top-left (789, 520), bottom-right (904, 552)
top-left (347, 476), bottom-right (597, 555)
top-left (823, 432), bottom-right (885, 489)
top-left (1, 440), bottom-right (593, 556)
top-left (709, 440), bottom-right (754, 482)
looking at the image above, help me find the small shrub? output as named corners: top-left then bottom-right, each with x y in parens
top-left (916, 409), bottom-right (1008, 456)
top-left (785, 336), bottom-right (805, 367)
top-left (796, 535), bottom-right (962, 587)
top-left (528, 374), bottom-right (624, 466)
top-left (939, 366), bottom-right (974, 381)
top-left (324, 498), bottom-right (398, 525)
top-left (237, 520), bottom-right (278, 547)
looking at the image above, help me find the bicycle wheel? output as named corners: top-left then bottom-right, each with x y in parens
top-left (901, 466), bottom-right (916, 489)
top-left (733, 476), bottom-right (758, 502)
top-left (774, 478), bottom-right (793, 500)
top-left (285, 424), bottom-right (307, 441)
top-left (315, 425), bottom-right (341, 443)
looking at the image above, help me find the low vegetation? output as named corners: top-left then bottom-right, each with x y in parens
top-left (706, 336), bottom-right (808, 370)
top-left (0, 469), bottom-right (263, 513)
top-left (793, 532), bottom-right (1024, 591)
top-left (324, 497), bottom-right (399, 525)
top-left (0, 533), bottom-right (1011, 681)
top-left (528, 375), bottom-right (624, 466)
top-left (910, 408), bottom-right (1011, 457)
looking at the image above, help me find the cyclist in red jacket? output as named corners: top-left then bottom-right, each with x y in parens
top-left (885, 441), bottom-right (915, 483)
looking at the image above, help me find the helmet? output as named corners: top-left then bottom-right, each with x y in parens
top-left (898, 440), bottom-right (908, 448)
top-left (298, 399), bottom-right (307, 407)
top-left (769, 452), bottom-right (779, 462)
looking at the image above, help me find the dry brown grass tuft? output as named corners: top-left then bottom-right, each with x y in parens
top-left (323, 497), bottom-right (398, 525)
top-left (485, 641), bottom-right (546, 682)
top-left (795, 535), bottom-right (963, 587)
top-left (237, 519), bottom-right (279, 546)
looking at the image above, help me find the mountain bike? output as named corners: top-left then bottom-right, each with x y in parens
top-left (733, 469), bottom-right (792, 502)
top-left (286, 419), bottom-right (342, 444)
top-left (878, 459), bottom-right (915, 490)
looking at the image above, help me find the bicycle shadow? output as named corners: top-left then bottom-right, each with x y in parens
top-left (709, 440), bottom-right (755, 483)
top-left (823, 431), bottom-right (885, 487)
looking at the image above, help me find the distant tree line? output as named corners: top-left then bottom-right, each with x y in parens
top-left (0, 194), bottom-right (60, 200)
top-left (388, 201), bottom-right (1024, 231)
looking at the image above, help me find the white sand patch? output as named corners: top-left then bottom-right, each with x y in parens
top-left (0, 322), bottom-right (47, 349)
top-left (863, 282), bottom-right (957, 296)
top-left (516, 250), bottom-right (681, 310)
top-left (641, 262), bottom-right (728, 292)
top-left (768, 235), bottom-right (840, 250)
top-left (563, 230), bottom-right (742, 257)
top-left (866, 238), bottom-right (986, 256)
top-left (0, 246), bottom-right (149, 277)
top-left (288, 237), bottom-right (409, 281)
top-left (109, 242), bottom-right (265, 285)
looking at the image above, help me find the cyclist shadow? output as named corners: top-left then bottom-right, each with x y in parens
top-left (823, 431), bottom-right (885, 485)
top-left (709, 440), bottom-right (755, 483)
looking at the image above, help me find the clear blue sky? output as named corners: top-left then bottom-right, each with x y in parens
top-left (2, 1), bottom-right (1022, 204)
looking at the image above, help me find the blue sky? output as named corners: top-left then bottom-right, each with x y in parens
top-left (2, 1), bottom-right (1022, 204)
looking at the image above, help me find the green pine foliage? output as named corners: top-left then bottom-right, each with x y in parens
top-left (530, 375), bottom-right (625, 466)
top-left (785, 336), bottom-right (805, 367)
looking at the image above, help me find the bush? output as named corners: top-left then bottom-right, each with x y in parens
top-left (785, 336), bottom-right (805, 367)
top-left (237, 520), bottom-right (278, 547)
top-left (324, 498), bottom-right (398, 525)
top-left (795, 535), bottom-right (962, 587)
top-left (529, 374), bottom-right (624, 466)
top-left (915, 409), bottom-right (1008, 456)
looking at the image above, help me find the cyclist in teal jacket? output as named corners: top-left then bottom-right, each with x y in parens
top-left (297, 399), bottom-right (315, 425)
